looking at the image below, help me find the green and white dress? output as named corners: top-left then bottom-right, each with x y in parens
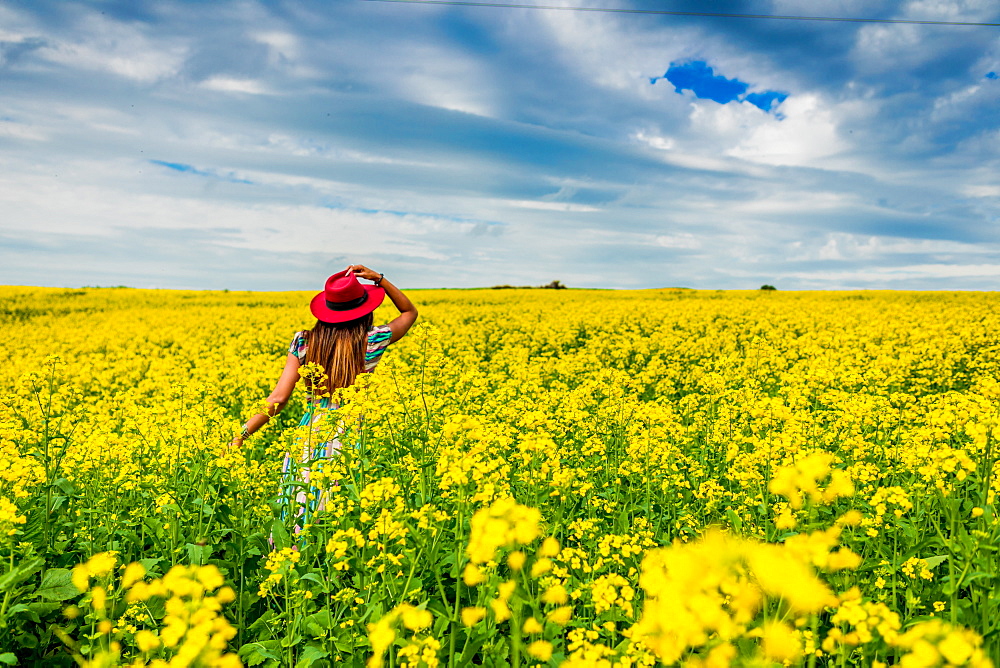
top-left (280, 326), bottom-right (393, 528)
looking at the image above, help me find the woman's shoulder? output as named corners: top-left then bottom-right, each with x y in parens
top-left (367, 324), bottom-right (392, 344)
top-left (288, 330), bottom-right (309, 361)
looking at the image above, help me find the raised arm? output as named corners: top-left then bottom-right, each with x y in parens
top-left (347, 264), bottom-right (418, 343)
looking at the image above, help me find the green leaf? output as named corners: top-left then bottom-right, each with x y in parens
top-left (924, 555), bottom-right (948, 570)
top-left (298, 572), bottom-right (328, 592)
top-left (726, 508), bottom-right (743, 533)
top-left (334, 636), bottom-right (355, 653)
top-left (53, 477), bottom-right (77, 496)
top-left (7, 603), bottom-right (34, 621)
top-left (26, 601), bottom-right (60, 618)
top-left (295, 644), bottom-right (329, 668)
top-left (185, 543), bottom-right (213, 566)
top-left (238, 643), bottom-right (271, 667)
top-left (246, 640), bottom-right (282, 662)
top-left (19, 507), bottom-right (45, 546)
top-left (0, 556), bottom-right (44, 591)
top-left (0, 652), bottom-right (16, 665)
top-left (37, 568), bottom-right (79, 601)
top-left (139, 558), bottom-right (162, 576)
top-left (304, 609), bottom-right (333, 635)
top-left (271, 519), bottom-right (290, 551)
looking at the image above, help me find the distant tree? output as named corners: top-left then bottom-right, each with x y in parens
top-left (544, 280), bottom-right (567, 290)
top-left (760, 284), bottom-right (777, 291)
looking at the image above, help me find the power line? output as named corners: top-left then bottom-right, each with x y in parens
top-left (364, 0), bottom-right (1000, 27)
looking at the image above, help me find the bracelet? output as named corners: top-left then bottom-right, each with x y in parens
top-left (240, 423), bottom-right (250, 440)
top-left (375, 273), bottom-right (384, 286)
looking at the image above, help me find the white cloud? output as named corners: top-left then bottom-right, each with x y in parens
top-left (0, 120), bottom-right (47, 141)
top-left (632, 130), bottom-right (674, 151)
top-left (963, 184), bottom-right (1000, 198)
top-left (726, 94), bottom-right (847, 167)
top-left (852, 23), bottom-right (922, 76)
top-left (632, 130), bottom-right (777, 177)
top-left (200, 76), bottom-right (271, 94)
top-left (729, 191), bottom-right (858, 216)
top-left (786, 233), bottom-right (991, 263)
top-left (902, 0), bottom-right (997, 22)
top-left (0, 159), bottom-right (455, 265)
top-left (655, 233), bottom-right (701, 249)
top-left (783, 264), bottom-right (1000, 283)
top-left (818, 237), bottom-right (843, 260)
top-left (0, 1), bottom-right (997, 290)
top-left (36, 12), bottom-right (187, 82)
top-left (377, 39), bottom-right (498, 117)
top-left (506, 200), bottom-right (601, 212)
top-left (252, 31), bottom-right (299, 59)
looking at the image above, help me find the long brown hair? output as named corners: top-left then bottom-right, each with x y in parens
top-left (304, 312), bottom-right (374, 393)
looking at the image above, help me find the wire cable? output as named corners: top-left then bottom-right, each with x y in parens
top-left (363, 0), bottom-right (1000, 27)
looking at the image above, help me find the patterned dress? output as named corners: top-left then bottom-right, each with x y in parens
top-left (280, 325), bottom-right (393, 528)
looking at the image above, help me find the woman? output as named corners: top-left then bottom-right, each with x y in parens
top-left (232, 264), bottom-right (417, 524)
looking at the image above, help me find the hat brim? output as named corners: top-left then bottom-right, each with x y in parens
top-left (309, 285), bottom-right (386, 323)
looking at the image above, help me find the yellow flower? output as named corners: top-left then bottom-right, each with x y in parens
top-left (775, 507), bottom-right (797, 530)
top-left (522, 617), bottom-right (544, 634)
top-left (539, 537), bottom-right (560, 557)
top-left (366, 617), bottom-right (396, 668)
top-left (761, 622), bottom-right (801, 662)
top-left (462, 563), bottom-right (486, 586)
top-left (937, 631), bottom-right (973, 665)
top-left (400, 605), bottom-right (432, 631)
top-left (541, 584), bottom-right (568, 605)
top-left (507, 550), bottom-right (526, 571)
top-left (72, 551), bottom-right (119, 592)
top-left (838, 510), bottom-right (863, 526)
top-left (135, 629), bottom-right (160, 652)
top-left (466, 498), bottom-right (541, 564)
top-left (461, 607), bottom-right (486, 627)
top-left (122, 562), bottom-right (146, 589)
top-left (489, 598), bottom-right (511, 623)
top-left (72, 565), bottom-right (90, 593)
top-left (531, 557), bottom-right (552, 577)
top-left (91, 586), bottom-right (107, 612)
top-left (498, 579), bottom-right (517, 601)
top-left (527, 640), bottom-right (553, 661)
top-left (547, 606), bottom-right (572, 626)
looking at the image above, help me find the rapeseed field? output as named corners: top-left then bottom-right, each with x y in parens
top-left (1, 286), bottom-right (998, 667)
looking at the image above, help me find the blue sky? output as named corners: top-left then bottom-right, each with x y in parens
top-left (0, 0), bottom-right (998, 290)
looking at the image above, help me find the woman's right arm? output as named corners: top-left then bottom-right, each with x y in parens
top-left (379, 277), bottom-right (418, 343)
top-left (230, 354), bottom-right (300, 448)
top-left (348, 265), bottom-right (418, 343)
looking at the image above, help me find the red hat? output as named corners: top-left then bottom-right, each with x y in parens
top-left (309, 270), bottom-right (386, 323)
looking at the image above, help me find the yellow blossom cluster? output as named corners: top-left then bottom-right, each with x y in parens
top-left (768, 451), bottom-right (854, 511)
top-left (630, 528), bottom-right (837, 664)
top-left (63, 554), bottom-right (239, 668)
top-left (0, 497), bottom-right (27, 538)
top-left (367, 604), bottom-right (437, 668)
top-left (466, 497), bottom-right (542, 564)
top-left (3, 286), bottom-right (1000, 666)
top-left (894, 619), bottom-right (993, 668)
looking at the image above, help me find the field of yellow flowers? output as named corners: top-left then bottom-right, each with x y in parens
top-left (1, 285), bottom-right (999, 667)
